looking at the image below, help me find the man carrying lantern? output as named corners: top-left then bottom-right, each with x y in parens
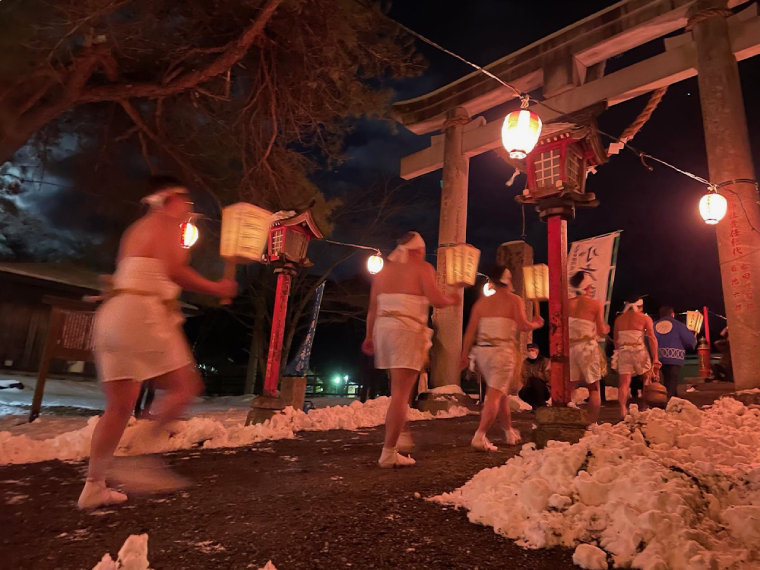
top-left (460, 265), bottom-right (544, 452)
top-left (78, 175), bottom-right (237, 510)
top-left (653, 306), bottom-right (697, 401)
top-left (362, 231), bottom-right (461, 468)
top-left (567, 271), bottom-right (609, 424)
top-left (612, 295), bottom-right (660, 418)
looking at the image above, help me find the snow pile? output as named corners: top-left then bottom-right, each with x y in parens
top-left (91, 534), bottom-right (276, 570)
top-left (425, 385), bottom-right (466, 396)
top-left (433, 397), bottom-right (760, 569)
top-left (92, 534), bottom-right (150, 570)
top-left (1, 396), bottom-right (468, 465)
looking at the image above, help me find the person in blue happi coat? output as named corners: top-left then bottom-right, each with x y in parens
top-left (653, 306), bottom-right (697, 401)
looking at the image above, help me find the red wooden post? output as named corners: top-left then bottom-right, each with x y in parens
top-left (703, 305), bottom-right (710, 345)
top-left (263, 269), bottom-right (293, 396)
top-left (547, 215), bottom-right (571, 406)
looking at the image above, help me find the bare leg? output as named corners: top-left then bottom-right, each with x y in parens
top-left (497, 393), bottom-right (522, 445)
top-left (397, 381), bottom-right (418, 453)
top-left (79, 380), bottom-right (141, 509)
top-left (618, 374), bottom-right (632, 418)
top-left (150, 364), bottom-right (203, 434)
top-left (379, 368), bottom-right (418, 467)
top-left (586, 381), bottom-right (601, 424)
top-left (472, 386), bottom-right (503, 451)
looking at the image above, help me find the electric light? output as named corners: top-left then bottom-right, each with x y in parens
top-left (180, 221), bottom-right (199, 249)
top-left (501, 108), bottom-right (542, 159)
top-left (699, 189), bottom-right (727, 225)
top-left (367, 252), bottom-right (384, 274)
top-left (483, 281), bottom-right (496, 297)
top-left (333, 376), bottom-right (341, 385)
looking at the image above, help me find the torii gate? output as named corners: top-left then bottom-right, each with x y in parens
top-left (395, 0), bottom-right (760, 397)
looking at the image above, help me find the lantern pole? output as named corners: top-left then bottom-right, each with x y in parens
top-left (547, 215), bottom-right (572, 406)
top-left (262, 266), bottom-right (295, 396)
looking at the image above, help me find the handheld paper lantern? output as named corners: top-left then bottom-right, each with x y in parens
top-left (699, 189), bottom-right (727, 225)
top-left (444, 244), bottom-right (480, 286)
top-left (686, 310), bottom-right (704, 333)
top-left (220, 202), bottom-right (274, 305)
top-left (180, 220), bottom-right (199, 249)
top-left (367, 253), bottom-right (384, 275)
top-left (501, 109), bottom-right (542, 159)
top-left (523, 264), bottom-right (550, 301)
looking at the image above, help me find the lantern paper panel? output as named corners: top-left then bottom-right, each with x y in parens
top-left (444, 244), bottom-right (480, 286)
top-left (523, 264), bottom-right (550, 301)
top-left (220, 203), bottom-right (273, 263)
top-left (686, 310), bottom-right (704, 333)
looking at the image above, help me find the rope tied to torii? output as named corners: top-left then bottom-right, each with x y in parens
top-left (607, 87), bottom-right (668, 158)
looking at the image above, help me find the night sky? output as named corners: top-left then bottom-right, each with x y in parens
top-left (309, 0), bottom-right (760, 376)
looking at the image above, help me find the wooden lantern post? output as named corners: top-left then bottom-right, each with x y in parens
top-left (516, 116), bottom-right (606, 408)
top-left (247, 210), bottom-right (323, 425)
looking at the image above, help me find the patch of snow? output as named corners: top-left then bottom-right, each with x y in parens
top-left (92, 534), bottom-right (276, 570)
top-left (433, 397), bottom-right (760, 569)
top-left (1, 396), bottom-right (468, 465)
top-left (573, 544), bottom-right (608, 570)
top-left (604, 387), bottom-right (618, 401)
top-left (572, 388), bottom-right (589, 404)
top-left (736, 388), bottom-right (760, 395)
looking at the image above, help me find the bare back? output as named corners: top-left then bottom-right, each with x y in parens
top-left (371, 258), bottom-right (429, 297)
top-left (614, 310), bottom-right (649, 334)
top-left (118, 213), bottom-right (187, 270)
top-left (568, 295), bottom-right (598, 322)
top-left (475, 290), bottom-right (524, 321)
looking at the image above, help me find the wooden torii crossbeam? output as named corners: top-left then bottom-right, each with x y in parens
top-left (396, 0), bottom-right (759, 179)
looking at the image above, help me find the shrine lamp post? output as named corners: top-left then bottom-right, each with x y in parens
top-left (246, 210), bottom-right (323, 425)
top-left (510, 117), bottom-right (606, 407)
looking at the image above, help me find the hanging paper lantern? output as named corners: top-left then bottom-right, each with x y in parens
top-left (699, 190), bottom-right (727, 225)
top-left (483, 281), bottom-right (496, 297)
top-left (180, 221), bottom-right (199, 249)
top-left (444, 244), bottom-right (481, 286)
top-left (367, 253), bottom-right (384, 275)
top-left (523, 264), bottom-right (550, 302)
top-left (501, 109), bottom-right (542, 159)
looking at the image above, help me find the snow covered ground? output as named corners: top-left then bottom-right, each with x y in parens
top-left (91, 534), bottom-right (276, 570)
top-left (0, 392), bottom-right (469, 465)
top-left (433, 397), bottom-right (760, 569)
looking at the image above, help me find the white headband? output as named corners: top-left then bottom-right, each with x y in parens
top-left (624, 299), bottom-right (644, 312)
top-left (141, 187), bottom-right (188, 210)
top-left (388, 232), bottom-right (425, 263)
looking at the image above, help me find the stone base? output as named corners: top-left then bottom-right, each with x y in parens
top-left (280, 376), bottom-right (307, 412)
top-left (534, 406), bottom-right (589, 449)
top-left (415, 391), bottom-right (477, 414)
top-left (245, 394), bottom-right (286, 426)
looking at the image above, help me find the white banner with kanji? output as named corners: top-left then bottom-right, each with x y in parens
top-left (568, 232), bottom-right (621, 318)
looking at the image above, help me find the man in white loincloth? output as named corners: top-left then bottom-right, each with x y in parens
top-left (612, 295), bottom-right (661, 419)
top-left (567, 271), bottom-right (609, 423)
top-left (78, 175), bottom-right (237, 510)
top-left (460, 266), bottom-right (544, 452)
top-left (362, 232), bottom-right (461, 468)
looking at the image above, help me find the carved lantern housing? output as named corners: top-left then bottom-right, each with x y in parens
top-left (267, 210), bottom-right (324, 266)
top-left (523, 122), bottom-right (607, 201)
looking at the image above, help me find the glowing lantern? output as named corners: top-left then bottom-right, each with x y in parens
top-left (444, 244), bottom-right (481, 286)
top-left (686, 310), bottom-right (704, 333)
top-left (699, 189), bottom-right (727, 225)
top-left (367, 252), bottom-right (384, 275)
top-left (523, 264), bottom-right (550, 302)
top-left (483, 281), bottom-right (496, 297)
top-left (180, 220), bottom-right (199, 249)
top-left (501, 109), bottom-right (542, 159)
top-left (221, 202), bottom-right (273, 263)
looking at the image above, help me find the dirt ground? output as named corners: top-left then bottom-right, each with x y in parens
top-left (0, 383), bottom-right (734, 570)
